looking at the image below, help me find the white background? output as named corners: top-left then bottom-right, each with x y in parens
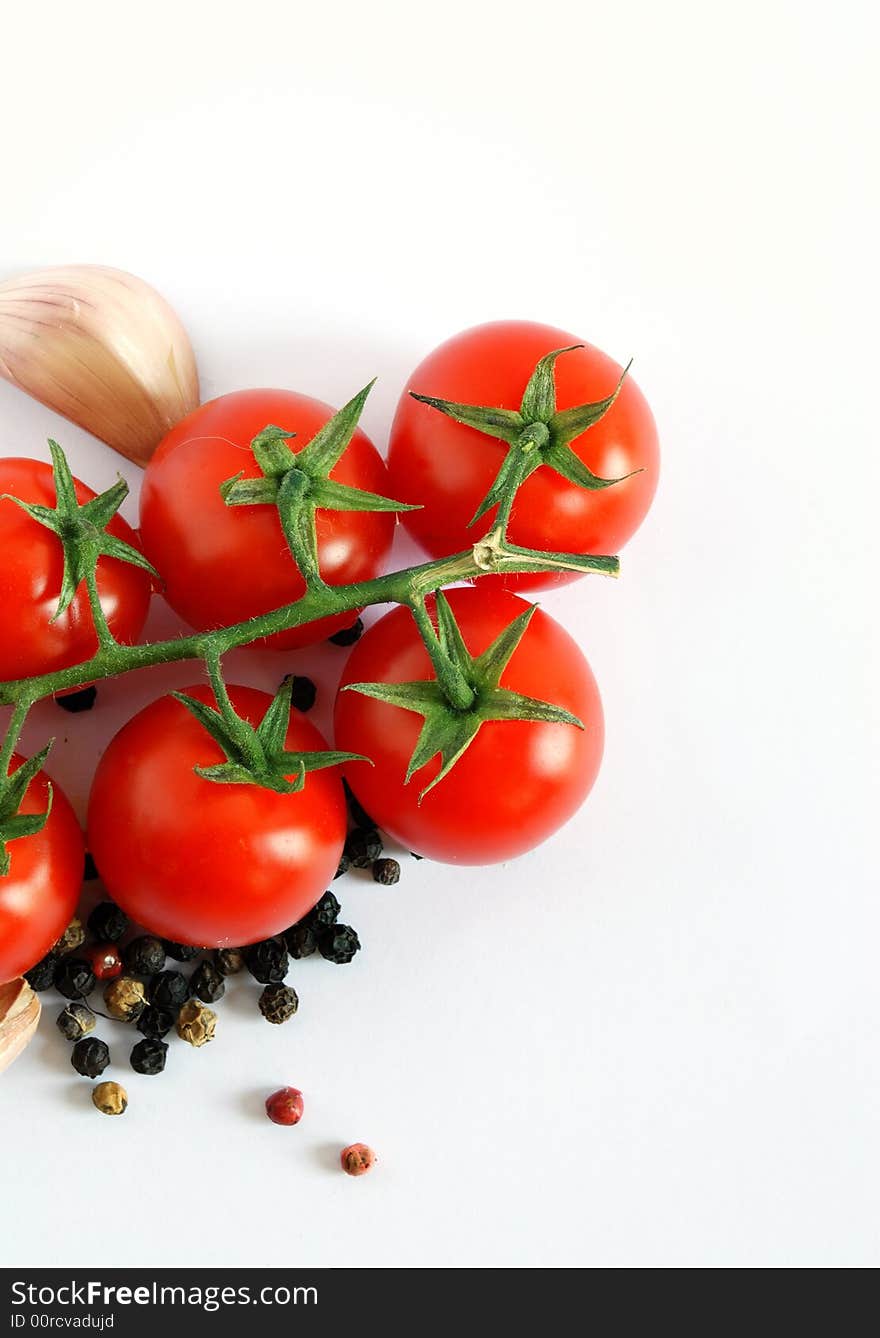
top-left (1, 0), bottom-right (877, 1268)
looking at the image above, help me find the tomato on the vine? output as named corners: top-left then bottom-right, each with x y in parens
top-left (87, 684), bottom-right (348, 946)
top-left (0, 458), bottom-right (152, 681)
top-left (139, 388), bottom-right (400, 650)
top-left (387, 320), bottom-right (659, 592)
top-left (0, 756), bottom-right (84, 983)
top-left (334, 586), bottom-right (604, 864)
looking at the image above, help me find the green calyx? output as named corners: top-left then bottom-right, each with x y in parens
top-left (343, 592), bottom-right (583, 800)
top-left (0, 744), bottom-right (53, 877)
top-left (219, 381), bottom-right (420, 587)
top-left (1, 440), bottom-right (158, 629)
top-left (410, 346), bottom-right (640, 530)
top-left (174, 673), bottom-right (367, 794)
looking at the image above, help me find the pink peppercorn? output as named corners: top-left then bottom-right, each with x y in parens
top-left (341, 1143), bottom-right (376, 1176)
top-left (265, 1087), bottom-right (304, 1126)
top-left (85, 943), bottom-right (123, 981)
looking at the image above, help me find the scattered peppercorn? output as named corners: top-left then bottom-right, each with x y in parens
top-left (52, 918), bottom-right (85, 957)
top-left (83, 852), bottom-right (99, 880)
top-left (214, 947), bottom-right (244, 976)
top-left (340, 1143), bottom-right (376, 1176)
top-left (56, 1004), bottom-right (95, 1042)
top-left (87, 900), bottom-right (128, 943)
top-left (307, 891), bottom-right (340, 930)
top-left (85, 943), bottom-right (123, 981)
top-left (343, 779), bottom-right (375, 829)
top-left (284, 922), bottom-right (317, 959)
top-left (92, 1081), bottom-right (127, 1116)
top-left (242, 938), bottom-right (289, 984)
top-left (328, 617), bottom-right (364, 646)
top-left (265, 1087), bottom-right (304, 1125)
top-left (334, 854), bottom-right (351, 880)
top-left (372, 857), bottom-right (400, 886)
top-left (149, 971), bottom-right (190, 1009)
top-left (55, 957), bottom-right (96, 1000)
top-left (177, 999), bottom-right (216, 1047)
top-left (136, 1004), bottom-right (177, 1040)
top-left (318, 924), bottom-right (361, 965)
top-left (161, 940), bottom-right (202, 962)
top-left (345, 827), bottom-right (382, 868)
top-left (282, 674), bottom-right (317, 712)
top-left (122, 936), bottom-right (166, 977)
top-left (55, 685), bottom-right (97, 714)
top-left (25, 953), bottom-right (58, 992)
top-left (103, 976), bottom-right (147, 1022)
top-left (258, 983), bottom-right (299, 1024)
top-left (190, 960), bottom-right (225, 1004)
top-left (130, 1037), bottom-right (168, 1076)
top-left (71, 1036), bottom-right (110, 1078)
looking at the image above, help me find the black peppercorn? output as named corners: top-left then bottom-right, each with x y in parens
top-left (284, 922), bottom-right (318, 959)
top-left (242, 938), bottom-right (289, 984)
top-left (161, 940), bottom-right (202, 962)
top-left (87, 901), bottom-right (128, 943)
top-left (333, 853), bottom-right (351, 880)
top-left (55, 957), bottom-right (96, 1000)
top-left (130, 1037), bottom-right (168, 1076)
top-left (56, 1004), bottom-right (95, 1041)
top-left (343, 779), bottom-right (375, 829)
top-left (136, 1004), bottom-right (177, 1040)
top-left (25, 953), bottom-right (58, 992)
top-left (122, 936), bottom-right (166, 977)
top-left (55, 686), bottom-right (97, 713)
top-left (214, 947), bottom-right (244, 976)
top-left (149, 970), bottom-right (190, 1009)
top-left (306, 890), bottom-right (340, 929)
top-left (258, 983), bottom-right (299, 1024)
top-left (318, 924), bottom-right (361, 964)
top-left (282, 674), bottom-right (316, 712)
top-left (190, 960), bottom-right (225, 1003)
top-left (328, 617), bottom-right (364, 646)
top-left (345, 827), bottom-right (382, 868)
top-left (71, 1036), bottom-right (110, 1078)
top-left (83, 851), bottom-right (99, 880)
top-left (372, 857), bottom-right (401, 886)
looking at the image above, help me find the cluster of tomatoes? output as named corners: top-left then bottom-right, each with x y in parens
top-left (0, 320), bottom-right (658, 987)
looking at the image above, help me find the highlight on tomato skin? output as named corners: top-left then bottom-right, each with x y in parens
top-left (0, 458), bottom-right (153, 682)
top-left (334, 586), bottom-right (604, 865)
top-left (0, 757), bottom-right (84, 985)
top-left (138, 388), bottom-right (400, 650)
top-left (86, 684), bottom-right (348, 948)
top-left (387, 319), bottom-right (660, 593)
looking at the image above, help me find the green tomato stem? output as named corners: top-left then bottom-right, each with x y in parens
top-left (0, 539), bottom-right (618, 708)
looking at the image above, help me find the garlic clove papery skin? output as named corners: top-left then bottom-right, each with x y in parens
top-left (0, 978), bottom-right (41, 1074)
top-left (0, 265), bottom-right (200, 467)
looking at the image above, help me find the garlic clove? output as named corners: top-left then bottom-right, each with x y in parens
top-left (0, 265), bottom-right (200, 467)
top-left (0, 977), bottom-right (41, 1074)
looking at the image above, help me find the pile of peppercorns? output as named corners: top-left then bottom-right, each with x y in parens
top-left (25, 677), bottom-right (409, 1125)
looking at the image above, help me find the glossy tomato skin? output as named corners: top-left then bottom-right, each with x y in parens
top-left (87, 685), bottom-right (347, 947)
top-left (0, 756), bottom-right (84, 983)
top-left (388, 321), bottom-right (659, 592)
top-left (0, 459), bottom-right (153, 681)
top-left (334, 587), bottom-right (603, 865)
top-left (139, 389), bottom-right (397, 650)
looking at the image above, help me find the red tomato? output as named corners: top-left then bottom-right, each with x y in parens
top-left (0, 756), bottom-right (84, 983)
top-left (0, 459), bottom-right (152, 681)
top-left (334, 587), bottom-right (603, 864)
top-left (87, 684), bottom-right (347, 946)
top-left (387, 321), bottom-right (659, 592)
top-left (139, 389), bottom-right (397, 649)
